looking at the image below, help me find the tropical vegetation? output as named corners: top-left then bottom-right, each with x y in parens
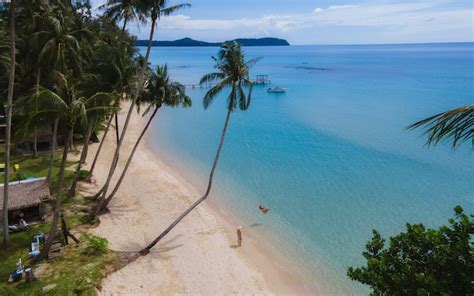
top-left (1, 0), bottom-right (471, 294)
top-left (348, 206), bottom-right (473, 295)
top-left (348, 106), bottom-right (473, 293)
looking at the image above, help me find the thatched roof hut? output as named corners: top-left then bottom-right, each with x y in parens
top-left (0, 177), bottom-right (50, 222)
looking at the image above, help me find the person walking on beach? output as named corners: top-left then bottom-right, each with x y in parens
top-left (236, 226), bottom-right (242, 246)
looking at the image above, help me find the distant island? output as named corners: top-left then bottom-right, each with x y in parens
top-left (135, 37), bottom-right (290, 47)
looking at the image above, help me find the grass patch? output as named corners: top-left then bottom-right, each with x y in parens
top-left (0, 220), bottom-right (117, 295)
top-left (0, 144), bottom-right (75, 193)
top-left (0, 144), bottom-right (120, 295)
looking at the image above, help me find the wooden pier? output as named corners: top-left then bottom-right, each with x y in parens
top-left (253, 75), bottom-right (271, 85)
top-left (184, 75), bottom-right (271, 89)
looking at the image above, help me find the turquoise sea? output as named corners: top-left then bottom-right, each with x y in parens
top-left (141, 43), bottom-right (473, 294)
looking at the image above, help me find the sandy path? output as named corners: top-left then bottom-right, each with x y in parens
top-left (79, 108), bottom-right (274, 295)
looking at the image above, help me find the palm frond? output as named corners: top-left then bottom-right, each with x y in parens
top-left (227, 83), bottom-right (238, 111)
top-left (245, 56), bottom-right (263, 68)
top-left (203, 77), bottom-right (232, 109)
top-left (408, 105), bottom-right (473, 149)
top-left (199, 72), bottom-right (225, 85)
top-left (237, 82), bottom-right (247, 111)
top-left (160, 3), bottom-right (191, 17)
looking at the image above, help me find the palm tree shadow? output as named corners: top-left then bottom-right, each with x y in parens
top-left (244, 223), bottom-right (263, 229)
top-left (157, 244), bottom-right (183, 253)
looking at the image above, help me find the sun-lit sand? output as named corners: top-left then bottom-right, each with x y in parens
top-left (79, 107), bottom-right (306, 295)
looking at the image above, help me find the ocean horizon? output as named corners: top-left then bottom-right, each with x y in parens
top-left (141, 43), bottom-right (473, 294)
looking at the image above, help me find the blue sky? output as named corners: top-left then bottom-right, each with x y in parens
top-left (93, 0), bottom-right (474, 44)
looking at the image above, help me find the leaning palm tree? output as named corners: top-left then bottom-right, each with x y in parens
top-left (408, 105), bottom-right (473, 150)
top-left (2, 0), bottom-right (16, 246)
top-left (87, 114), bottom-right (113, 178)
top-left (69, 92), bottom-right (117, 197)
top-left (82, 35), bottom-right (138, 179)
top-left (100, 0), bottom-right (146, 145)
top-left (31, 75), bottom-right (115, 258)
top-left (97, 65), bottom-right (191, 212)
top-left (139, 42), bottom-right (256, 255)
top-left (96, 0), bottom-right (190, 210)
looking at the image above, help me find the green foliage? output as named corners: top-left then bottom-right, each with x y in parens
top-left (348, 206), bottom-right (473, 295)
top-left (82, 234), bottom-right (109, 255)
top-left (200, 42), bottom-right (258, 112)
top-left (78, 169), bottom-right (89, 181)
top-left (0, 144), bottom-right (74, 191)
top-left (140, 64), bottom-right (192, 113)
top-left (10, 171), bottom-right (26, 181)
top-left (0, 218), bottom-right (117, 296)
top-left (408, 105), bottom-right (473, 150)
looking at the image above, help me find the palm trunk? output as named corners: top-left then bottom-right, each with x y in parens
top-left (69, 119), bottom-right (94, 197)
top-left (101, 106), bottom-right (159, 210)
top-left (114, 15), bottom-right (128, 147)
top-left (139, 108), bottom-right (232, 255)
top-left (33, 126), bottom-right (38, 158)
top-left (47, 118), bottom-right (59, 190)
top-left (114, 112), bottom-right (120, 145)
top-left (70, 134), bottom-right (74, 151)
top-left (88, 115), bottom-right (113, 178)
top-left (80, 119), bottom-right (96, 164)
top-left (2, 0), bottom-right (15, 246)
top-left (95, 15), bottom-right (157, 211)
top-left (32, 70), bottom-right (40, 159)
top-left (41, 125), bottom-right (73, 259)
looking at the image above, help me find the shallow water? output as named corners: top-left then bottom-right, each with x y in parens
top-left (142, 43), bottom-right (474, 294)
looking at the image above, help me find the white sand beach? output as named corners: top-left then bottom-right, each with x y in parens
top-left (80, 108), bottom-right (308, 295)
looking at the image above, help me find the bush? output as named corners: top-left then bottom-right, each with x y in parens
top-left (11, 172), bottom-right (26, 181)
top-left (348, 206), bottom-right (473, 295)
top-left (82, 234), bottom-right (108, 255)
top-left (78, 169), bottom-right (89, 181)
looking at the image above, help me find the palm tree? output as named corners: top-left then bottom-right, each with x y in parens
top-left (139, 42), bottom-right (256, 255)
top-left (80, 25), bottom-right (138, 180)
top-left (100, 0), bottom-right (146, 32)
top-left (32, 6), bottom-right (92, 76)
top-left (46, 117), bottom-right (59, 189)
top-left (408, 105), bottom-right (473, 150)
top-left (2, 0), bottom-right (16, 246)
top-left (98, 65), bottom-right (191, 211)
top-left (96, 0), bottom-right (190, 211)
top-left (31, 75), bottom-right (115, 258)
top-left (69, 92), bottom-right (116, 197)
top-left (100, 0), bottom-right (146, 146)
top-left (87, 114), bottom-right (113, 178)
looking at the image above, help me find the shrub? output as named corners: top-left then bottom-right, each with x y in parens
top-left (11, 172), bottom-right (26, 181)
top-left (348, 206), bottom-right (473, 295)
top-left (81, 234), bottom-right (108, 255)
top-left (78, 170), bottom-right (89, 181)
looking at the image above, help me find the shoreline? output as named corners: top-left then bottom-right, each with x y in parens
top-left (147, 136), bottom-right (318, 294)
top-left (80, 108), bottom-right (309, 295)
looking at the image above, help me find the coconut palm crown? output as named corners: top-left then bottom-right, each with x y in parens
top-left (200, 41), bottom-right (258, 112)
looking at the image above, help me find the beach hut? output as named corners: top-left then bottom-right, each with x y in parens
top-left (0, 177), bottom-right (50, 224)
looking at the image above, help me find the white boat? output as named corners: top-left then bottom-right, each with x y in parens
top-left (267, 87), bottom-right (286, 93)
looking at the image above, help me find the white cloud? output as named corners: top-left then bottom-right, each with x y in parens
top-left (327, 5), bottom-right (359, 10)
top-left (129, 2), bottom-right (474, 44)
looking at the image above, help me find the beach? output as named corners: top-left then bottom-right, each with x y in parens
top-left (80, 107), bottom-right (308, 295)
